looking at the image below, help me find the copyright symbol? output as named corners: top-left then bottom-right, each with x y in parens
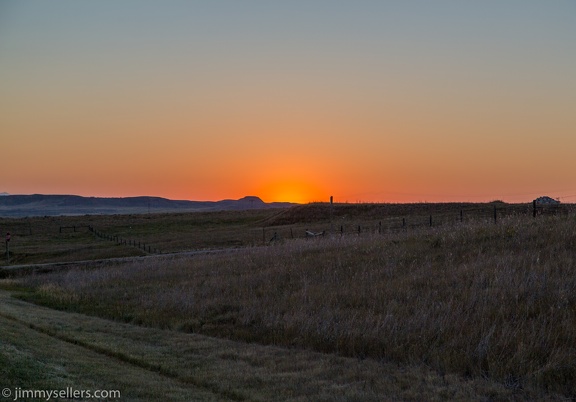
top-left (2, 388), bottom-right (11, 398)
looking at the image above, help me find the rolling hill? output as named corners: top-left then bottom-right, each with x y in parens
top-left (0, 194), bottom-right (295, 217)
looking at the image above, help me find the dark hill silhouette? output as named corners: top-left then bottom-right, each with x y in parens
top-left (0, 194), bottom-right (295, 217)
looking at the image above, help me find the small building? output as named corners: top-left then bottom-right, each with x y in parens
top-left (533, 196), bottom-right (560, 205)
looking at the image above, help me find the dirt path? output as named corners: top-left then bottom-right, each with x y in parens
top-left (0, 247), bottom-right (243, 276)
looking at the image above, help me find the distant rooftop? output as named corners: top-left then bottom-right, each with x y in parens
top-left (533, 196), bottom-right (560, 205)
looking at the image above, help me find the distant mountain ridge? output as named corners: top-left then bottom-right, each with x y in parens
top-left (0, 194), bottom-right (296, 217)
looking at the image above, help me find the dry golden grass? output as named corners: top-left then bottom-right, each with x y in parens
top-left (9, 211), bottom-right (576, 398)
top-left (2, 202), bottom-right (556, 267)
top-left (0, 209), bottom-right (283, 266)
top-left (0, 289), bottom-right (539, 401)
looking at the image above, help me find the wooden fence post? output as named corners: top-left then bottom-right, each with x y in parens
top-left (429, 215), bottom-right (433, 227)
top-left (330, 195), bottom-right (334, 233)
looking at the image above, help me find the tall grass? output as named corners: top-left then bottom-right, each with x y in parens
top-left (16, 213), bottom-right (576, 397)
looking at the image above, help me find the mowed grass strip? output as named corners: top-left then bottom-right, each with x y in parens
top-left (0, 290), bottom-right (528, 401)
top-left (0, 311), bottom-right (220, 401)
top-left (7, 212), bottom-right (576, 398)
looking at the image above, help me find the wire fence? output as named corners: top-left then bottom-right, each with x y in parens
top-left (88, 226), bottom-right (161, 254)
top-left (261, 202), bottom-right (576, 244)
top-left (1, 202), bottom-right (574, 258)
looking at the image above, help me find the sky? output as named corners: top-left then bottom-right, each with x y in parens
top-left (1, 1), bottom-right (575, 204)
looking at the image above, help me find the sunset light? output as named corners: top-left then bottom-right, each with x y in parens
top-left (1, 1), bottom-right (575, 203)
top-left (2, 4), bottom-right (576, 396)
top-left (256, 179), bottom-right (327, 204)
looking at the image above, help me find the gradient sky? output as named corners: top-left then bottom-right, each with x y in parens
top-left (1, 1), bottom-right (575, 203)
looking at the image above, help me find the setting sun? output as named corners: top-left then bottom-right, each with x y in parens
top-left (256, 179), bottom-right (327, 204)
top-left (1, 2), bottom-right (575, 204)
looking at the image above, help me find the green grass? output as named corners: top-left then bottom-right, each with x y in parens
top-left (0, 288), bottom-right (533, 401)
top-left (0, 296), bottom-right (222, 401)
top-left (6, 209), bottom-right (576, 398)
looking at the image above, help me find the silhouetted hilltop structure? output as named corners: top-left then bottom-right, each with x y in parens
top-left (533, 196), bottom-right (560, 205)
top-left (0, 194), bottom-right (294, 217)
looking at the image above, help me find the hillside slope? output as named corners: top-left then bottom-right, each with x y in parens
top-left (0, 194), bottom-right (295, 217)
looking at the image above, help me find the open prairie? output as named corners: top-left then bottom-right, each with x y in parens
top-left (0, 202), bottom-right (543, 266)
top-left (1, 203), bottom-right (574, 400)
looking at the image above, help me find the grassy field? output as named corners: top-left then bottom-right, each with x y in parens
top-left (0, 209), bottom-right (280, 266)
top-left (0, 201), bottom-right (556, 266)
top-left (1, 203), bottom-right (574, 400)
top-left (1, 288), bottom-right (533, 401)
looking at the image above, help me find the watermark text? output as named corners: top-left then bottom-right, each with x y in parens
top-left (2, 387), bottom-right (121, 400)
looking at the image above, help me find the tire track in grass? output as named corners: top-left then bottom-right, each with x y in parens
top-left (0, 314), bottom-right (246, 401)
top-left (0, 291), bottom-right (246, 401)
top-left (0, 315), bottom-right (228, 401)
top-left (0, 247), bottom-right (248, 277)
top-left (0, 289), bottom-right (555, 401)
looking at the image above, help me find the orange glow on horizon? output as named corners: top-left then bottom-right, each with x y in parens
top-left (2, 3), bottom-right (575, 205)
top-left (255, 179), bottom-right (328, 204)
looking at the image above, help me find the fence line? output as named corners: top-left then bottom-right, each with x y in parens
top-left (2, 203), bottom-right (572, 254)
top-left (59, 225), bottom-right (91, 233)
top-left (83, 203), bottom-right (576, 251)
top-left (263, 203), bottom-right (575, 244)
top-left (88, 226), bottom-right (161, 254)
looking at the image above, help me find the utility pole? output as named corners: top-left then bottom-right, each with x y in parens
top-left (330, 196), bottom-right (334, 234)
